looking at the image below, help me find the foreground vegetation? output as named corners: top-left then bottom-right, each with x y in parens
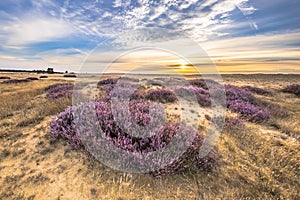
top-left (0, 73), bottom-right (299, 199)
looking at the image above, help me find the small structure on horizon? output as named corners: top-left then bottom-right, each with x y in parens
top-left (47, 68), bottom-right (54, 74)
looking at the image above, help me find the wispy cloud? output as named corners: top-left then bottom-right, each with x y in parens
top-left (5, 16), bottom-right (74, 46)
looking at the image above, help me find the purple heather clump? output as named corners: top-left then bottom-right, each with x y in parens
top-left (189, 79), bottom-right (220, 90)
top-left (242, 85), bottom-right (273, 96)
top-left (281, 84), bottom-right (300, 97)
top-left (225, 84), bottom-right (256, 103)
top-left (174, 86), bottom-right (211, 107)
top-left (225, 85), bottom-right (288, 122)
top-left (97, 78), bottom-right (120, 86)
top-left (49, 106), bottom-right (81, 148)
top-left (49, 99), bottom-right (217, 175)
top-left (228, 100), bottom-right (271, 123)
top-left (146, 88), bottom-right (177, 103)
top-left (45, 83), bottom-right (74, 99)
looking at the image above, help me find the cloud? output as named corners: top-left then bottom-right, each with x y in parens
top-left (3, 15), bottom-right (74, 46)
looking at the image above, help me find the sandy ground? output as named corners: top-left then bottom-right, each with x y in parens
top-left (0, 73), bottom-right (299, 199)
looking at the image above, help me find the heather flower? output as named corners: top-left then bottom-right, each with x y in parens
top-left (146, 88), bottom-right (177, 103)
top-left (97, 78), bottom-right (120, 86)
top-left (189, 79), bottom-right (220, 90)
top-left (228, 100), bottom-right (271, 123)
top-left (45, 83), bottom-right (74, 99)
top-left (225, 84), bottom-right (256, 103)
top-left (174, 86), bottom-right (211, 107)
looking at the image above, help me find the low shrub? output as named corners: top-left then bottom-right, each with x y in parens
top-left (63, 74), bottom-right (77, 78)
top-left (40, 76), bottom-right (48, 79)
top-left (26, 77), bottom-right (39, 81)
top-left (242, 86), bottom-right (272, 96)
top-left (189, 79), bottom-right (220, 90)
top-left (259, 101), bottom-right (289, 118)
top-left (97, 78), bottom-right (120, 86)
top-left (45, 83), bottom-right (74, 99)
top-left (0, 76), bottom-right (10, 79)
top-left (281, 84), bottom-right (300, 97)
top-left (1, 79), bottom-right (32, 84)
top-left (49, 100), bottom-right (217, 176)
top-left (225, 84), bottom-right (273, 123)
top-left (225, 84), bottom-right (256, 103)
top-left (228, 100), bottom-right (271, 123)
top-left (146, 88), bottom-right (177, 103)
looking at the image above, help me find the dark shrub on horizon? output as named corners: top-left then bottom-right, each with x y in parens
top-left (26, 77), bottom-right (39, 81)
top-left (63, 74), bottom-right (77, 78)
top-left (1, 79), bottom-right (32, 84)
top-left (0, 76), bottom-right (10, 80)
top-left (281, 84), bottom-right (300, 97)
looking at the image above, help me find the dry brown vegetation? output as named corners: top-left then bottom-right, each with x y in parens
top-left (0, 73), bottom-right (299, 199)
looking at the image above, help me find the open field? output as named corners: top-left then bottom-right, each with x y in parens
top-left (0, 73), bottom-right (299, 199)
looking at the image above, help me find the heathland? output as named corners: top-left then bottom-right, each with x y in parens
top-left (0, 73), bottom-right (299, 199)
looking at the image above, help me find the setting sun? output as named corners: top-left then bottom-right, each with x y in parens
top-left (179, 60), bottom-right (188, 69)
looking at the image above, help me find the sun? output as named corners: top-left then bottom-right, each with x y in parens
top-left (179, 60), bottom-right (188, 69)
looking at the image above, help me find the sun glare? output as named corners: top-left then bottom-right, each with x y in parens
top-left (179, 60), bottom-right (188, 69)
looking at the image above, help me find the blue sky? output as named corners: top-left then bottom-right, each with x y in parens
top-left (0, 0), bottom-right (299, 73)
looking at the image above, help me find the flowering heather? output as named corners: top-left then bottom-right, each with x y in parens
top-left (174, 86), bottom-right (211, 107)
top-left (146, 88), bottom-right (177, 103)
top-left (97, 78), bottom-right (120, 86)
top-left (224, 85), bottom-right (274, 123)
top-left (49, 100), bottom-right (217, 175)
top-left (189, 79), bottom-right (220, 90)
top-left (281, 84), bottom-right (300, 97)
top-left (242, 85), bottom-right (273, 96)
top-left (225, 84), bottom-right (256, 103)
top-left (228, 100), bottom-right (271, 123)
top-left (45, 83), bottom-right (74, 100)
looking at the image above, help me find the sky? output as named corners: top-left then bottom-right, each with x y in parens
top-left (0, 0), bottom-right (299, 73)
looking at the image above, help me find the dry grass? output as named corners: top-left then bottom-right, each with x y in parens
top-left (0, 73), bottom-right (299, 199)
